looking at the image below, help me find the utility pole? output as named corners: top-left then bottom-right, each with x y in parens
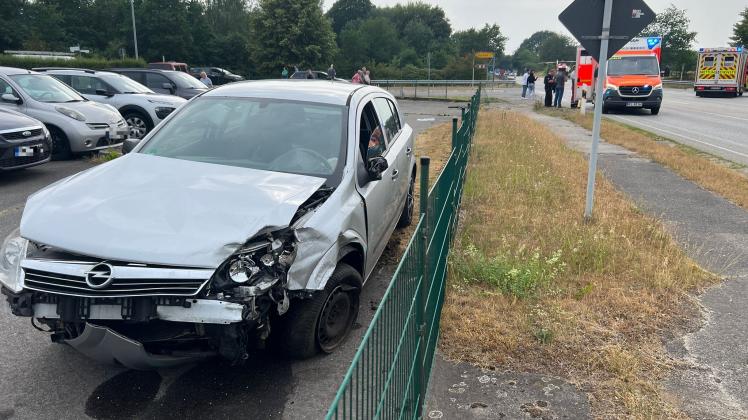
top-left (472, 52), bottom-right (475, 87)
top-left (427, 52), bottom-right (431, 97)
top-left (130, 0), bottom-right (139, 59)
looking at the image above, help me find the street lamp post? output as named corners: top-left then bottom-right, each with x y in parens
top-left (130, 0), bottom-right (139, 59)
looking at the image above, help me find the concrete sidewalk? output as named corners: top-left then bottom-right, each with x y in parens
top-left (425, 96), bottom-right (748, 418)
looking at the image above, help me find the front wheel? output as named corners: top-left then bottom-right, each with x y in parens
top-left (123, 111), bottom-right (151, 139)
top-left (650, 107), bottom-right (660, 115)
top-left (277, 263), bottom-right (362, 359)
top-left (50, 127), bottom-right (72, 160)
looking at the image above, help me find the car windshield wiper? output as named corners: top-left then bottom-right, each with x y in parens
top-left (64, 99), bottom-right (83, 102)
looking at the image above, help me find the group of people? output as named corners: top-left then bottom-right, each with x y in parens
top-left (351, 67), bottom-right (372, 84)
top-left (520, 67), bottom-right (569, 108)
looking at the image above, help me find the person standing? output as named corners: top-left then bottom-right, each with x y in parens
top-left (281, 66), bottom-right (289, 79)
top-left (352, 69), bottom-right (363, 84)
top-left (526, 70), bottom-right (537, 99)
top-left (363, 68), bottom-right (371, 85)
top-left (327, 64), bottom-right (336, 80)
top-left (199, 71), bottom-right (213, 88)
top-left (553, 68), bottom-right (567, 108)
top-left (520, 69), bottom-right (529, 98)
top-left (543, 69), bottom-right (556, 107)
top-left (306, 68), bottom-right (316, 79)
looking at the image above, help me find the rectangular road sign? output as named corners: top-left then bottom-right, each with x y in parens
top-left (474, 52), bottom-right (495, 59)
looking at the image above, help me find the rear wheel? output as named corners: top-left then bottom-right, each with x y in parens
top-left (650, 107), bottom-right (660, 115)
top-left (123, 111), bottom-right (151, 139)
top-left (277, 263), bottom-right (361, 359)
top-left (602, 106), bottom-right (609, 114)
top-left (50, 127), bottom-right (72, 161)
top-left (396, 173), bottom-right (415, 228)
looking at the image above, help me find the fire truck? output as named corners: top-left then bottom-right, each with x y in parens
top-left (694, 47), bottom-right (748, 97)
top-left (572, 36), bottom-right (664, 114)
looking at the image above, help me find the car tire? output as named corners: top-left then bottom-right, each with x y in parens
top-left (695, 92), bottom-right (702, 97)
top-left (396, 173), bottom-right (415, 229)
top-left (651, 107), bottom-right (660, 115)
top-left (277, 263), bottom-right (361, 359)
top-left (602, 106), bottom-right (609, 114)
top-left (50, 127), bottom-right (72, 161)
top-left (123, 111), bottom-right (151, 139)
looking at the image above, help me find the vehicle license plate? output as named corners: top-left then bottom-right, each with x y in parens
top-left (14, 144), bottom-right (42, 157)
top-left (626, 102), bottom-right (643, 107)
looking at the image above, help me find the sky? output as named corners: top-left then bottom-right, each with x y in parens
top-left (321, 0), bottom-right (746, 53)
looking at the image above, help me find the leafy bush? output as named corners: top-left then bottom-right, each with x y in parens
top-left (0, 56), bottom-right (146, 70)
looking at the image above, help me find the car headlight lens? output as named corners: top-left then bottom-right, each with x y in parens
top-left (228, 258), bottom-right (260, 284)
top-left (55, 106), bottom-right (86, 122)
top-left (0, 228), bottom-right (28, 293)
top-left (653, 84), bottom-right (663, 90)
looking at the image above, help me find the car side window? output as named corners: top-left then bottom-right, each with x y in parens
top-left (372, 97), bottom-right (399, 143)
top-left (146, 73), bottom-right (171, 89)
top-left (121, 72), bottom-right (145, 84)
top-left (360, 101), bottom-right (385, 160)
top-left (386, 99), bottom-right (401, 132)
top-left (70, 75), bottom-right (108, 95)
top-left (0, 78), bottom-right (17, 96)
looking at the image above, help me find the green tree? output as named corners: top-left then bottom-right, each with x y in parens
top-left (641, 4), bottom-right (697, 68)
top-left (731, 7), bottom-right (748, 47)
top-left (537, 33), bottom-right (576, 63)
top-left (326, 0), bottom-right (373, 34)
top-left (252, 0), bottom-right (337, 77)
top-left (517, 31), bottom-right (556, 54)
top-left (337, 16), bottom-right (401, 74)
top-left (0, 0), bottom-right (33, 51)
top-left (453, 24), bottom-right (507, 57)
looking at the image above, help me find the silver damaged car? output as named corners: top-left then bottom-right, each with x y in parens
top-left (0, 80), bottom-right (416, 369)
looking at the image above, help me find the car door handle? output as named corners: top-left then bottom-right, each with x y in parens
top-left (406, 147), bottom-right (412, 156)
top-left (391, 169), bottom-right (399, 180)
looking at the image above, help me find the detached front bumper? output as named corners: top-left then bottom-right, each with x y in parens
top-left (603, 89), bottom-right (663, 109)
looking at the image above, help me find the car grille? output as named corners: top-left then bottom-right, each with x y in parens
top-left (0, 145), bottom-right (50, 169)
top-left (619, 86), bottom-right (652, 96)
top-left (1, 128), bottom-right (43, 141)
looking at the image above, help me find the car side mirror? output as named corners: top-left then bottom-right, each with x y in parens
top-left (161, 82), bottom-right (175, 94)
top-left (121, 137), bottom-right (142, 154)
top-left (1, 93), bottom-right (21, 104)
top-left (95, 88), bottom-right (114, 97)
top-left (366, 156), bottom-right (388, 181)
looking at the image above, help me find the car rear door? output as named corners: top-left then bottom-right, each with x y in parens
top-left (145, 72), bottom-right (173, 95)
top-left (372, 97), bottom-right (411, 213)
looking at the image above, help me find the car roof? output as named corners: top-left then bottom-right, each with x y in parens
top-left (110, 68), bottom-right (177, 74)
top-left (40, 68), bottom-right (119, 77)
top-left (0, 66), bottom-right (37, 75)
top-left (202, 80), bottom-right (376, 106)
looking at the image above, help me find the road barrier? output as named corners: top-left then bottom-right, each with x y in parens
top-left (372, 79), bottom-right (510, 99)
top-left (326, 86), bottom-right (482, 419)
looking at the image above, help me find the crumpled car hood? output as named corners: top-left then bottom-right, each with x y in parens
top-left (20, 153), bottom-right (325, 268)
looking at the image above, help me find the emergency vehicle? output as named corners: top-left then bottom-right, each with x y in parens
top-left (572, 36), bottom-right (664, 114)
top-left (694, 47), bottom-right (748, 97)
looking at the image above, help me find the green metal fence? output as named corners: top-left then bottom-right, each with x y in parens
top-left (326, 86), bottom-right (482, 420)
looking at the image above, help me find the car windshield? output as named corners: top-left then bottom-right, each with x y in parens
top-left (101, 74), bottom-right (153, 94)
top-left (9, 74), bottom-right (85, 103)
top-left (607, 56), bottom-right (660, 76)
top-left (169, 71), bottom-right (208, 89)
top-left (139, 97), bottom-right (346, 183)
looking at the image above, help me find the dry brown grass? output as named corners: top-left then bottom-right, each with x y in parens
top-left (439, 110), bottom-right (717, 419)
top-left (540, 107), bottom-right (748, 210)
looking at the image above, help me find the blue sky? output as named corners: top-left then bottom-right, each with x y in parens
top-left (322, 0), bottom-right (745, 52)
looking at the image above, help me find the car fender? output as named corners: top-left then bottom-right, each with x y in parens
top-left (294, 231), bottom-right (367, 292)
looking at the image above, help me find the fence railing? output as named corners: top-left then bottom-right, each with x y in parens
top-left (325, 86), bottom-right (482, 420)
top-left (372, 79), bottom-right (509, 100)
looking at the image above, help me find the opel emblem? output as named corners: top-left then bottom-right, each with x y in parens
top-left (22, 130), bottom-right (31, 137)
top-left (85, 263), bottom-right (115, 289)
top-left (631, 87), bottom-right (640, 94)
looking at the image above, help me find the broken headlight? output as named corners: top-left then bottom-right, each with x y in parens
top-left (0, 228), bottom-right (28, 293)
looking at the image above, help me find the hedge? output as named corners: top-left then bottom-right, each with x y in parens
top-left (0, 55), bottom-right (146, 70)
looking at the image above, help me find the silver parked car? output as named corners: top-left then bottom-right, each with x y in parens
top-left (39, 68), bottom-right (187, 139)
top-left (0, 67), bottom-right (129, 160)
top-left (0, 80), bottom-right (416, 368)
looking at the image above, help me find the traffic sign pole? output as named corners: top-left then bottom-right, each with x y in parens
top-left (583, 0), bottom-right (613, 221)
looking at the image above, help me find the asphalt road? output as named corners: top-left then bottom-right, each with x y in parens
top-left (0, 100), bottom-right (462, 420)
top-left (600, 88), bottom-right (748, 165)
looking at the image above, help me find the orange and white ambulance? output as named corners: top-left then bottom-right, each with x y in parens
top-left (694, 47), bottom-right (748, 97)
top-left (573, 37), bottom-right (664, 114)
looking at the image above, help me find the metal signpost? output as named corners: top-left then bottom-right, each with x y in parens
top-left (559, 0), bottom-right (654, 220)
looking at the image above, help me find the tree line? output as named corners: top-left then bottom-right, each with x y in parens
top-left (2, 1), bottom-right (746, 80)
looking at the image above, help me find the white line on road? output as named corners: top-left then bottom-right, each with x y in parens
top-left (664, 101), bottom-right (748, 122)
top-left (610, 115), bottom-right (748, 161)
top-left (611, 115), bottom-right (748, 150)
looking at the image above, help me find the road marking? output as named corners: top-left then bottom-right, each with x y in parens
top-left (664, 101), bottom-right (748, 122)
top-left (612, 115), bottom-right (748, 149)
top-left (610, 116), bottom-right (748, 161)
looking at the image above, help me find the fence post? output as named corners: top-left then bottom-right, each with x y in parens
top-left (416, 156), bottom-right (430, 417)
top-left (452, 117), bottom-right (458, 150)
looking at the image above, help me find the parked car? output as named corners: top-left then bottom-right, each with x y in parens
top-left (0, 108), bottom-right (52, 170)
top-left (110, 68), bottom-right (209, 99)
top-left (0, 67), bottom-right (128, 160)
top-left (291, 70), bottom-right (348, 82)
top-left (38, 68), bottom-right (187, 139)
top-left (148, 61), bottom-right (189, 73)
top-left (0, 80), bottom-right (415, 369)
top-left (189, 66), bottom-right (244, 85)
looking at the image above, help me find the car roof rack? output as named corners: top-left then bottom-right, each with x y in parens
top-left (32, 67), bottom-right (97, 74)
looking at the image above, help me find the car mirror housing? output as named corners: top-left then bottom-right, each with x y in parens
top-left (366, 156), bottom-right (388, 181)
top-left (161, 82), bottom-right (175, 93)
top-left (1, 93), bottom-right (21, 104)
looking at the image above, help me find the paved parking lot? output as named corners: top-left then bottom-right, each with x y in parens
top-left (0, 99), bottom-right (462, 420)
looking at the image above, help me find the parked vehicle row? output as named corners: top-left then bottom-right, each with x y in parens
top-left (0, 80), bottom-right (416, 369)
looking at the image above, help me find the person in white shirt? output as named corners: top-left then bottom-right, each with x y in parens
top-left (520, 69), bottom-right (529, 98)
top-left (199, 71), bottom-right (213, 88)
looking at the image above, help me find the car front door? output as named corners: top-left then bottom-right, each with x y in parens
top-left (372, 97), bottom-right (411, 212)
top-left (355, 98), bottom-right (403, 276)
